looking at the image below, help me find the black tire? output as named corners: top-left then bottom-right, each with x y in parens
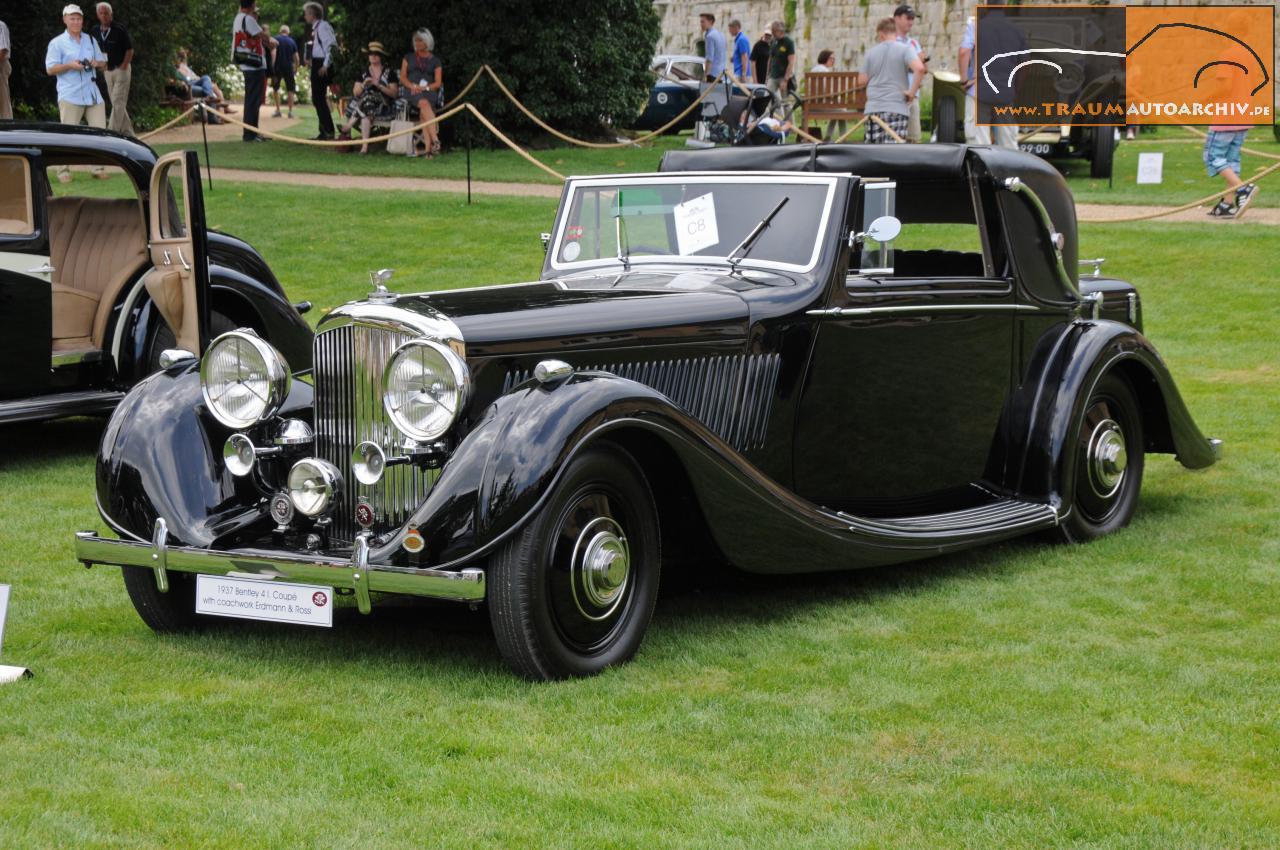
top-left (488, 443), bottom-right (661, 680)
top-left (935, 96), bottom-right (958, 143)
top-left (1056, 373), bottom-right (1145, 543)
top-left (1090, 127), bottom-right (1115, 179)
top-left (121, 566), bottom-right (200, 631)
top-left (145, 309), bottom-right (239, 374)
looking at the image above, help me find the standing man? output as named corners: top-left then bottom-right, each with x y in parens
top-left (766, 20), bottom-right (796, 109)
top-left (303, 2), bottom-right (336, 140)
top-left (959, 1), bottom-right (1019, 148)
top-left (92, 3), bottom-right (133, 136)
top-left (271, 24), bottom-right (299, 118)
top-left (0, 18), bottom-right (11, 120)
top-left (700, 13), bottom-right (725, 83)
top-left (751, 31), bottom-right (772, 91)
top-left (728, 19), bottom-right (751, 84)
top-left (857, 17), bottom-right (925, 144)
top-left (46, 5), bottom-right (108, 180)
top-left (893, 5), bottom-right (928, 142)
top-left (232, 0), bottom-right (274, 142)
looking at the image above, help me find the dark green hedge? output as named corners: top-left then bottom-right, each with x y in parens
top-left (332, 0), bottom-right (661, 144)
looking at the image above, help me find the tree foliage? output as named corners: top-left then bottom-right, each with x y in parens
top-left (4, 1), bottom-right (237, 122)
top-left (333, 0), bottom-right (661, 144)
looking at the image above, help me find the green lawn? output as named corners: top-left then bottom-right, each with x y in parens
top-left (1, 183), bottom-right (1278, 848)
top-left (154, 109), bottom-right (1280, 208)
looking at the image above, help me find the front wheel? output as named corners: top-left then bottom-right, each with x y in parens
top-left (1056, 373), bottom-right (1145, 542)
top-left (488, 443), bottom-right (661, 680)
top-left (122, 566), bottom-right (199, 631)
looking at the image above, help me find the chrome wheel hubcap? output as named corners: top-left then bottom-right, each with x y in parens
top-left (1087, 418), bottom-right (1127, 499)
top-left (570, 517), bottom-right (630, 620)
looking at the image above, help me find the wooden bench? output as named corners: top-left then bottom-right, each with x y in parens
top-left (801, 71), bottom-right (865, 139)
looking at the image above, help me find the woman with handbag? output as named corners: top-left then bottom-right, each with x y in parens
top-left (337, 41), bottom-right (398, 154)
top-left (399, 28), bottom-right (443, 158)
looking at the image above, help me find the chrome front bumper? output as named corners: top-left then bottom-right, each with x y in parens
top-left (74, 519), bottom-right (485, 613)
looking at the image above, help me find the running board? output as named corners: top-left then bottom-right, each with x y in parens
top-left (0, 390), bottom-right (125, 425)
top-left (836, 498), bottom-right (1059, 542)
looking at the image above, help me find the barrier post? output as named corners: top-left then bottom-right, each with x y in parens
top-left (466, 109), bottom-right (472, 205)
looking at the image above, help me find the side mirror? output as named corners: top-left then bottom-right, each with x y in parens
top-left (865, 215), bottom-right (901, 244)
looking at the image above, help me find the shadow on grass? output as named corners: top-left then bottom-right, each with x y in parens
top-left (0, 417), bottom-right (106, 471)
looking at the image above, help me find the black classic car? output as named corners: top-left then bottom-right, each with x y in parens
top-left (0, 125), bottom-right (311, 425)
top-left (74, 144), bottom-right (1219, 680)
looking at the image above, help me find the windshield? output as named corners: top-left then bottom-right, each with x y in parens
top-left (551, 175), bottom-right (838, 273)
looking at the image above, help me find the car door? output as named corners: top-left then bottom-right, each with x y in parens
top-left (793, 180), bottom-right (1016, 515)
top-left (145, 150), bottom-right (209, 355)
top-left (0, 149), bottom-right (52, 399)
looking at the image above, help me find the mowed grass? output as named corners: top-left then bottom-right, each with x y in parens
top-left (0, 182), bottom-right (1278, 848)
top-left (155, 107), bottom-right (1280, 208)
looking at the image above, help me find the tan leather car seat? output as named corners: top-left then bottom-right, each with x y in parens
top-left (48, 196), bottom-right (148, 352)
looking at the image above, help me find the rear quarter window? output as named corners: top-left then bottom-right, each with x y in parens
top-left (0, 156), bottom-right (34, 235)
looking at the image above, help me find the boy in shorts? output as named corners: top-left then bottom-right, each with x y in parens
top-left (1204, 125), bottom-right (1258, 219)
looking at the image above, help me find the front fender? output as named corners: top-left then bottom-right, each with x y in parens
top-left (1010, 319), bottom-right (1216, 505)
top-left (208, 265), bottom-right (313, 371)
top-left (96, 362), bottom-right (313, 547)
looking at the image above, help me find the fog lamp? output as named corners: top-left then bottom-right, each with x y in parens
top-left (223, 433), bottom-right (257, 477)
top-left (352, 440), bottom-right (387, 486)
top-left (287, 458), bottom-right (342, 517)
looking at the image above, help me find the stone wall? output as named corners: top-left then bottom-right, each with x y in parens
top-left (652, 0), bottom-right (1280, 94)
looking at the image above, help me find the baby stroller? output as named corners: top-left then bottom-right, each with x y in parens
top-left (694, 81), bottom-right (787, 147)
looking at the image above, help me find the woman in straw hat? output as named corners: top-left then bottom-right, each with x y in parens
top-left (337, 41), bottom-right (399, 154)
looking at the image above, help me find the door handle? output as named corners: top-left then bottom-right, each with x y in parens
top-left (177, 248), bottom-right (192, 271)
top-left (162, 250), bottom-right (172, 266)
top-left (26, 263), bottom-right (55, 275)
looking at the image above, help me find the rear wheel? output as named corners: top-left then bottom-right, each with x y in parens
top-left (488, 444), bottom-right (661, 680)
top-left (935, 96), bottom-right (958, 143)
top-left (145, 309), bottom-right (238, 373)
top-left (1056, 373), bottom-right (1144, 542)
top-left (122, 566), bottom-right (199, 631)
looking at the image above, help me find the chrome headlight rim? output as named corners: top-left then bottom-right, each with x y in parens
top-left (199, 329), bottom-right (292, 430)
top-left (382, 339), bottom-right (470, 442)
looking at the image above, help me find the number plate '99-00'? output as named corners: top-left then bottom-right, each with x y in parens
top-left (195, 575), bottom-right (334, 627)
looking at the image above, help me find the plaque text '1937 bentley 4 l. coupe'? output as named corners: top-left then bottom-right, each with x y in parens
top-left (74, 144), bottom-right (1218, 680)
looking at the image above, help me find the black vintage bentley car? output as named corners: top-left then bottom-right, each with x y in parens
top-left (0, 125), bottom-right (311, 425)
top-left (75, 144), bottom-right (1218, 680)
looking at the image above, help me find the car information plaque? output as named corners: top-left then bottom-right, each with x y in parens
top-left (196, 575), bottom-right (334, 627)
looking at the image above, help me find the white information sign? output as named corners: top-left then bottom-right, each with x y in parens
top-left (673, 192), bottom-right (720, 256)
top-left (196, 575), bottom-right (334, 627)
top-left (0, 584), bottom-right (9, 655)
top-left (1136, 152), bottom-right (1164, 184)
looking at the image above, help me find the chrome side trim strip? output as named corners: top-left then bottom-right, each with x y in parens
top-left (73, 530), bottom-right (486, 603)
top-left (807, 304), bottom-right (1042, 317)
top-left (51, 349), bottom-right (108, 368)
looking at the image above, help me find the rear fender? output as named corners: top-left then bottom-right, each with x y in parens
top-left (1008, 319), bottom-right (1216, 506)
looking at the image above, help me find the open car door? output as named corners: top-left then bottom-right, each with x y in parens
top-left (145, 150), bottom-right (209, 355)
top-left (0, 148), bottom-right (52, 399)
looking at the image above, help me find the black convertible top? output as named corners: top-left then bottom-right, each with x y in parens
top-left (660, 143), bottom-right (1079, 290)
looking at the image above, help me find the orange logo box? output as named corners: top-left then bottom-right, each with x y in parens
top-left (1126, 6), bottom-right (1274, 125)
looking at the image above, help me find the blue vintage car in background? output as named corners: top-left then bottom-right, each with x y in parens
top-left (633, 54), bottom-right (705, 132)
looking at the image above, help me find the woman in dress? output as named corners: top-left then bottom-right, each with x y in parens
top-left (399, 28), bottom-right (443, 157)
top-left (337, 42), bottom-right (398, 154)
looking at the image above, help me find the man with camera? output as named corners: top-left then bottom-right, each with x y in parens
top-left (45, 4), bottom-right (108, 181)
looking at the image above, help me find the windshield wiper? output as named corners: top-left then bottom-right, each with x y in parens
top-left (615, 190), bottom-right (631, 271)
top-left (728, 196), bottom-right (789, 273)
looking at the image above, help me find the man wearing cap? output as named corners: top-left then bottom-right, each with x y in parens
top-left (893, 5), bottom-right (928, 142)
top-left (232, 0), bottom-right (276, 142)
top-left (92, 3), bottom-right (133, 136)
top-left (46, 5), bottom-right (108, 179)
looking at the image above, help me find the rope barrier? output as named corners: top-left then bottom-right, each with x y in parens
top-left (832, 115), bottom-right (869, 144)
top-left (195, 100), bottom-right (468, 147)
top-left (442, 65), bottom-right (486, 109)
top-left (1077, 158), bottom-right (1280, 223)
top-left (462, 103), bottom-right (565, 180)
top-left (135, 105), bottom-right (199, 140)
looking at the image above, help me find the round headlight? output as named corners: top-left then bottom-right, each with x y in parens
top-left (200, 330), bottom-right (291, 429)
top-left (288, 458), bottom-right (341, 517)
top-left (383, 340), bottom-right (468, 441)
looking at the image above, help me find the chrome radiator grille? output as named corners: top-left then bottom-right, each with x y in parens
top-left (502, 354), bottom-right (781, 452)
top-left (313, 324), bottom-right (441, 543)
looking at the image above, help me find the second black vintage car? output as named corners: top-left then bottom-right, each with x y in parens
top-left (0, 125), bottom-right (311, 424)
top-left (74, 144), bottom-right (1219, 680)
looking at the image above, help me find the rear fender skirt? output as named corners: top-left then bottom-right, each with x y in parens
top-left (375, 372), bottom-right (1054, 573)
top-left (96, 363), bottom-right (313, 547)
top-left (1006, 319), bottom-right (1216, 505)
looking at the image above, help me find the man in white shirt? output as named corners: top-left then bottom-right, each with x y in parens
top-left (45, 4), bottom-right (108, 179)
top-left (304, 2), bottom-right (336, 140)
top-left (0, 18), bottom-right (11, 120)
